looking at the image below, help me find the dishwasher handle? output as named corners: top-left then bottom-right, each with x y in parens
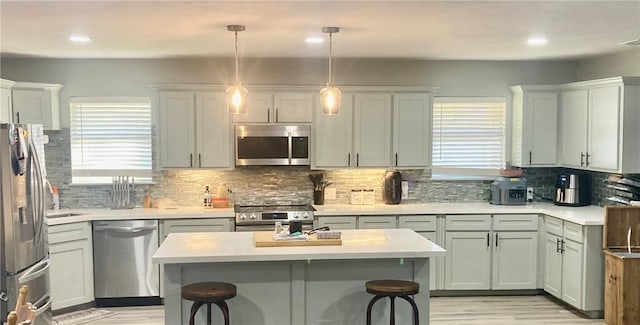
top-left (94, 226), bottom-right (157, 233)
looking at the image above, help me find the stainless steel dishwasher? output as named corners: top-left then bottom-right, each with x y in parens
top-left (92, 220), bottom-right (160, 307)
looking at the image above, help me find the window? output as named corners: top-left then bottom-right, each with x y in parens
top-left (432, 97), bottom-right (506, 177)
top-left (70, 97), bottom-right (152, 184)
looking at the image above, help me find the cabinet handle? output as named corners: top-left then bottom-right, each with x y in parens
top-left (356, 153), bottom-right (359, 167)
top-left (487, 233), bottom-right (490, 248)
top-left (267, 108), bottom-right (270, 123)
top-left (348, 153), bottom-right (351, 166)
top-left (560, 239), bottom-right (565, 253)
top-left (529, 151), bottom-right (532, 165)
top-left (580, 152), bottom-right (585, 166)
top-left (395, 153), bottom-right (398, 167)
top-left (556, 238), bottom-right (560, 253)
top-left (198, 153), bottom-right (202, 167)
top-left (15, 111), bottom-right (20, 123)
top-left (495, 233), bottom-right (499, 247)
top-left (190, 153), bottom-right (193, 167)
top-left (276, 108), bottom-right (279, 122)
top-left (585, 153), bottom-right (590, 167)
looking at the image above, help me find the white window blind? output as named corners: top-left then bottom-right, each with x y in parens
top-left (432, 97), bottom-right (506, 176)
top-left (70, 97), bottom-right (152, 184)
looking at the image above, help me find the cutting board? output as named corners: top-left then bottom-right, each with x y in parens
top-left (253, 231), bottom-right (342, 247)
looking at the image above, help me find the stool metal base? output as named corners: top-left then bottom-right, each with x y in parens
top-left (366, 294), bottom-right (419, 325)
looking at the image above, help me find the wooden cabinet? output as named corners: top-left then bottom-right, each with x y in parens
top-left (158, 91), bottom-right (231, 168)
top-left (357, 216), bottom-right (396, 229)
top-left (313, 94), bottom-right (353, 168)
top-left (0, 79), bottom-right (14, 123)
top-left (604, 251), bottom-right (640, 325)
top-left (313, 90), bottom-right (431, 169)
top-left (159, 218), bottom-right (234, 297)
top-left (558, 77), bottom-right (640, 173)
top-left (232, 92), bottom-right (313, 123)
top-left (11, 82), bottom-right (63, 130)
top-left (543, 216), bottom-right (604, 314)
top-left (48, 222), bottom-right (94, 310)
top-left (510, 86), bottom-right (558, 167)
top-left (353, 93), bottom-right (392, 167)
top-left (392, 93), bottom-right (432, 168)
top-left (445, 214), bottom-right (538, 291)
top-left (316, 216), bottom-right (357, 230)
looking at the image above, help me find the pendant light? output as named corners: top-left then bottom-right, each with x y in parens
top-left (320, 27), bottom-right (341, 115)
top-left (226, 25), bottom-right (247, 114)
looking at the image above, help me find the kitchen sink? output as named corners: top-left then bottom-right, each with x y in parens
top-left (46, 212), bottom-right (85, 219)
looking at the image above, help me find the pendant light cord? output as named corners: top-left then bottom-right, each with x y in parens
top-left (328, 32), bottom-right (333, 85)
top-left (234, 30), bottom-right (239, 84)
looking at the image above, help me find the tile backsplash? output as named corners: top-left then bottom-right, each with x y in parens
top-left (44, 128), bottom-right (632, 209)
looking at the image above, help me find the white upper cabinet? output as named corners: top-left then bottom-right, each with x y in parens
top-left (353, 93), bottom-right (392, 167)
top-left (0, 79), bottom-right (14, 123)
top-left (11, 82), bottom-right (63, 130)
top-left (393, 93), bottom-right (432, 168)
top-left (158, 91), bottom-right (231, 168)
top-left (232, 92), bottom-right (313, 123)
top-left (558, 77), bottom-right (640, 173)
top-left (313, 94), bottom-right (353, 168)
top-left (510, 86), bottom-right (558, 167)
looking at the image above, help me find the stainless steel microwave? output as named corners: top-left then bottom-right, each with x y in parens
top-left (235, 125), bottom-right (310, 166)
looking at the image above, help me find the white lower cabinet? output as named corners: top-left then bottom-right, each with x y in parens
top-left (316, 216), bottom-right (357, 230)
top-left (444, 214), bottom-right (538, 291)
top-left (48, 222), bottom-right (94, 310)
top-left (543, 216), bottom-right (603, 313)
top-left (357, 216), bottom-right (396, 229)
top-left (158, 218), bottom-right (234, 297)
top-left (398, 215), bottom-right (440, 290)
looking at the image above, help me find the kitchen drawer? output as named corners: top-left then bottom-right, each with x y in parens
top-left (398, 215), bottom-right (437, 232)
top-left (358, 216), bottom-right (397, 229)
top-left (161, 218), bottom-right (233, 238)
top-left (49, 221), bottom-right (91, 244)
top-left (445, 215), bottom-right (491, 231)
top-left (545, 215), bottom-right (563, 236)
top-left (563, 221), bottom-right (583, 243)
top-left (493, 214), bottom-right (538, 231)
top-left (317, 216), bottom-right (357, 230)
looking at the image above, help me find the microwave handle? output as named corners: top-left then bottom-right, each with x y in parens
top-left (276, 108), bottom-right (279, 123)
top-left (267, 108), bottom-right (270, 123)
top-left (288, 132), bottom-right (292, 164)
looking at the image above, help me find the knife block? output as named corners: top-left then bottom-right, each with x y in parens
top-left (603, 206), bottom-right (640, 325)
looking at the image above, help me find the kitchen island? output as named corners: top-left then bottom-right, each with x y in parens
top-left (153, 229), bottom-right (445, 325)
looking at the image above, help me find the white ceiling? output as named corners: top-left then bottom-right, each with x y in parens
top-left (1, 1), bottom-right (639, 60)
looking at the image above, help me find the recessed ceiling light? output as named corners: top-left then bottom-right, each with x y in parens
top-left (305, 37), bottom-right (324, 44)
top-left (527, 36), bottom-right (547, 46)
top-left (69, 35), bottom-right (91, 43)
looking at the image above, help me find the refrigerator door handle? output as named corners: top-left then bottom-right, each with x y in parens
top-left (18, 258), bottom-right (50, 284)
top-left (32, 295), bottom-right (52, 316)
top-left (28, 138), bottom-right (46, 251)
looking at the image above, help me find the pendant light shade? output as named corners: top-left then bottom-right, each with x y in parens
top-left (320, 27), bottom-right (341, 115)
top-left (226, 25), bottom-right (247, 114)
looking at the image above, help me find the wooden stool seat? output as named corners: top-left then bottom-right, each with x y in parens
top-left (181, 282), bottom-right (237, 325)
top-left (366, 280), bottom-right (420, 325)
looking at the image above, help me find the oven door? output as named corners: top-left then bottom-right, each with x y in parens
top-left (235, 224), bottom-right (313, 232)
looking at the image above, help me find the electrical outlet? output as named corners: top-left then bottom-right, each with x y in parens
top-left (527, 187), bottom-right (534, 201)
top-left (401, 181), bottom-right (409, 199)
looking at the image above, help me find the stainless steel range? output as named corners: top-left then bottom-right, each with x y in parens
top-left (234, 205), bottom-right (314, 232)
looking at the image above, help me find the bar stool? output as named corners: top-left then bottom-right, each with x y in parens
top-left (365, 279), bottom-right (419, 325)
top-left (181, 282), bottom-right (237, 325)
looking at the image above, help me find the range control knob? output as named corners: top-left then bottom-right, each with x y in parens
top-left (249, 213), bottom-right (257, 220)
top-left (239, 213), bottom-right (247, 220)
top-left (302, 212), bottom-right (309, 219)
top-left (293, 213), bottom-right (300, 219)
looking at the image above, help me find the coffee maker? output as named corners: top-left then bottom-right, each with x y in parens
top-left (554, 173), bottom-right (592, 206)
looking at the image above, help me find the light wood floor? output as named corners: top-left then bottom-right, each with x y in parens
top-left (55, 296), bottom-right (605, 324)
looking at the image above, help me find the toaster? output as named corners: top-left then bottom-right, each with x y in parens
top-left (490, 176), bottom-right (527, 205)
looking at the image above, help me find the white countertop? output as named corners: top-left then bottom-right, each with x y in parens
top-left (313, 202), bottom-right (605, 225)
top-left (152, 228), bottom-right (446, 264)
top-left (46, 207), bottom-right (234, 226)
top-left (46, 202), bottom-right (605, 226)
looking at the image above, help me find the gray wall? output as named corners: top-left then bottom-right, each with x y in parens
top-left (1, 57), bottom-right (578, 127)
top-left (576, 48), bottom-right (640, 80)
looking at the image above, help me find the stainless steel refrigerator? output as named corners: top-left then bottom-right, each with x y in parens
top-left (0, 123), bottom-right (52, 324)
